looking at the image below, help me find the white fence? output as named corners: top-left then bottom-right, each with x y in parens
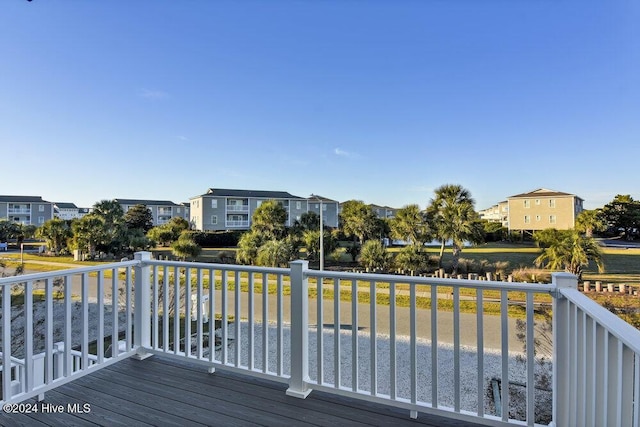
top-left (1, 252), bottom-right (639, 427)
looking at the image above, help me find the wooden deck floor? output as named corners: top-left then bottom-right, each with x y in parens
top-left (0, 356), bottom-right (482, 427)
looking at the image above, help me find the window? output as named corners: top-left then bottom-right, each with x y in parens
top-left (38, 216), bottom-right (45, 224)
top-left (257, 200), bottom-right (262, 207)
top-left (549, 199), bottom-right (556, 208)
top-left (177, 207), bottom-right (181, 213)
top-left (523, 200), bottom-right (530, 208)
top-left (39, 205), bottom-right (45, 212)
top-left (549, 215), bottom-right (556, 224)
top-left (296, 201), bottom-right (301, 209)
top-left (322, 204), bottom-right (327, 211)
top-left (211, 199), bottom-right (217, 208)
top-left (535, 199), bottom-right (540, 205)
top-left (211, 215), bottom-right (217, 225)
top-left (524, 215), bottom-right (531, 224)
top-left (536, 215), bottom-right (541, 221)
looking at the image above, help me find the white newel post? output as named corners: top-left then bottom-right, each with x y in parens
top-left (286, 260), bottom-right (311, 398)
top-left (133, 251), bottom-right (152, 360)
top-left (550, 272), bottom-right (578, 427)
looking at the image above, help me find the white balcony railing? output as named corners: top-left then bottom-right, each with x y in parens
top-left (7, 209), bottom-right (30, 215)
top-left (225, 220), bottom-right (249, 227)
top-left (226, 205), bottom-right (249, 212)
top-left (1, 253), bottom-right (639, 427)
top-left (0, 260), bottom-right (139, 404)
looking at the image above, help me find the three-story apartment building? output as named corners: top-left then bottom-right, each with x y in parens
top-left (369, 204), bottom-right (398, 219)
top-left (478, 201), bottom-right (509, 228)
top-left (507, 188), bottom-right (584, 233)
top-left (0, 195), bottom-right (54, 226)
top-left (114, 199), bottom-right (187, 226)
top-left (53, 202), bottom-right (90, 220)
top-left (189, 188), bottom-right (340, 231)
top-left (307, 195), bottom-right (340, 228)
top-left (190, 189), bottom-right (306, 231)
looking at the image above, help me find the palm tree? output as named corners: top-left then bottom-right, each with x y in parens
top-left (340, 200), bottom-right (378, 244)
top-left (359, 240), bottom-right (391, 272)
top-left (575, 209), bottom-right (607, 238)
top-left (534, 229), bottom-right (604, 280)
top-left (36, 218), bottom-right (72, 255)
top-left (389, 204), bottom-right (431, 246)
top-left (427, 184), bottom-right (484, 273)
top-left (302, 229), bottom-right (336, 262)
top-left (236, 230), bottom-right (265, 265)
top-left (393, 245), bottom-right (430, 274)
top-left (92, 199), bottom-right (127, 255)
top-left (171, 233), bottom-right (202, 261)
top-left (256, 239), bottom-right (295, 267)
top-left (71, 214), bottom-right (107, 258)
top-left (251, 200), bottom-right (288, 239)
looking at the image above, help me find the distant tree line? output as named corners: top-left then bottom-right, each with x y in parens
top-left (1, 200), bottom-right (196, 260)
top-left (3, 192), bottom-right (638, 277)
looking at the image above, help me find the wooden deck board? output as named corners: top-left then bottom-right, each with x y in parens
top-left (0, 356), bottom-right (483, 427)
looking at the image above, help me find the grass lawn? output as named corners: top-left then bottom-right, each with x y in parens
top-left (431, 242), bottom-right (640, 286)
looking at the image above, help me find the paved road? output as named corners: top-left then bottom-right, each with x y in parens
top-left (222, 290), bottom-right (524, 351)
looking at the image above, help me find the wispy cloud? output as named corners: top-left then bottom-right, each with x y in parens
top-left (334, 148), bottom-right (355, 158)
top-left (139, 89), bottom-right (169, 100)
top-left (176, 135), bottom-right (189, 141)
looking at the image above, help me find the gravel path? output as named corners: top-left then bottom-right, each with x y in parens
top-left (210, 321), bottom-right (552, 420)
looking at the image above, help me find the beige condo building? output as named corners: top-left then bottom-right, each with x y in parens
top-left (507, 188), bottom-right (584, 234)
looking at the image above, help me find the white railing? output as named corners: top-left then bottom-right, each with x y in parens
top-left (1, 252), bottom-right (639, 427)
top-left (0, 260), bottom-right (140, 403)
top-left (553, 281), bottom-right (640, 427)
top-left (0, 343), bottom-right (99, 397)
top-left (225, 220), bottom-right (250, 227)
top-left (7, 209), bottom-right (30, 215)
top-left (226, 205), bottom-right (249, 212)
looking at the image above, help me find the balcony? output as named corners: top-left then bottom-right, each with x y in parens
top-left (226, 204), bottom-right (249, 213)
top-left (7, 209), bottom-right (30, 215)
top-left (0, 254), bottom-right (639, 426)
top-left (225, 220), bottom-right (249, 227)
top-left (157, 215), bottom-right (172, 225)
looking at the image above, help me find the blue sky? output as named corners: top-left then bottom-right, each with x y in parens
top-left (1, 0), bottom-right (638, 211)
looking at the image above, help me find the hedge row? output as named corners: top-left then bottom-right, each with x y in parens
top-left (183, 230), bottom-right (244, 248)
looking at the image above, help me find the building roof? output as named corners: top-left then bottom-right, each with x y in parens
top-left (0, 195), bottom-right (50, 203)
top-left (114, 199), bottom-right (181, 206)
top-left (508, 188), bottom-right (582, 200)
top-left (369, 204), bottom-right (397, 210)
top-left (54, 202), bottom-right (78, 209)
top-left (199, 188), bottom-right (305, 200)
top-left (308, 194), bottom-right (338, 202)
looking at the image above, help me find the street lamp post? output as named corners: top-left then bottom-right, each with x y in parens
top-left (310, 194), bottom-right (324, 271)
